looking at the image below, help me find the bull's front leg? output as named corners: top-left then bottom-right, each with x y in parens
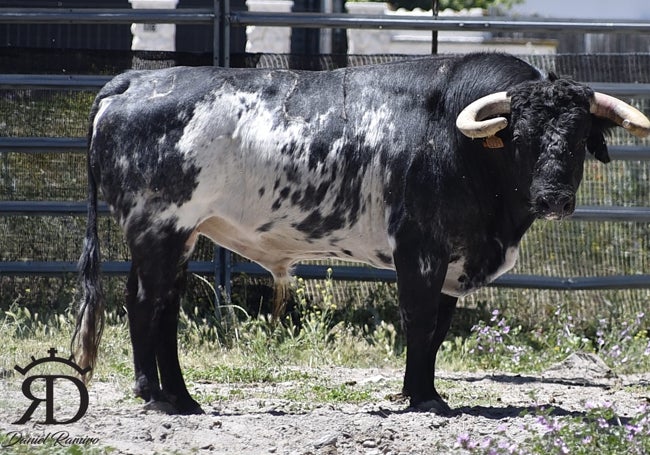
top-left (393, 231), bottom-right (453, 414)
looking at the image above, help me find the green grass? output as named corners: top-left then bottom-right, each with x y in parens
top-left (281, 381), bottom-right (373, 404)
top-left (3, 273), bottom-right (650, 382)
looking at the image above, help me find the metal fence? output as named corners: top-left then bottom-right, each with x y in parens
top-left (1, 6), bottom-right (650, 300)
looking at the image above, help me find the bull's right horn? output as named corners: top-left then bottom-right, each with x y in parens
top-left (590, 92), bottom-right (650, 138)
top-left (456, 92), bottom-right (511, 139)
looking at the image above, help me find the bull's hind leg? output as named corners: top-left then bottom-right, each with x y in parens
top-left (126, 226), bottom-right (202, 414)
top-left (155, 261), bottom-right (203, 414)
top-left (126, 265), bottom-right (162, 404)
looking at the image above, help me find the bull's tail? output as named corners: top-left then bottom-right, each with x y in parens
top-left (71, 134), bottom-right (105, 382)
top-left (272, 281), bottom-right (288, 321)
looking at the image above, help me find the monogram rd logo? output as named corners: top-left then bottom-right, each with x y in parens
top-left (13, 348), bottom-right (91, 425)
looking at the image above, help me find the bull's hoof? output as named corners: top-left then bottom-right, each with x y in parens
top-left (175, 399), bottom-right (205, 415)
top-left (143, 400), bottom-right (179, 414)
top-left (411, 398), bottom-right (452, 415)
top-left (143, 399), bottom-right (204, 415)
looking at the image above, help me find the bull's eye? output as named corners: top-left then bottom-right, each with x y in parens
top-left (572, 139), bottom-right (587, 157)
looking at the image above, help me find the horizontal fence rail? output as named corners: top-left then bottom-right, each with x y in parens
top-left (0, 137), bottom-right (648, 160)
top-left (229, 12), bottom-right (650, 34)
top-left (1, 8), bottom-right (650, 293)
top-left (0, 74), bottom-right (113, 89)
top-left (3, 8), bottom-right (650, 34)
top-left (2, 201), bottom-right (650, 222)
top-left (1, 260), bottom-right (649, 291)
top-left (0, 8), bottom-right (214, 24)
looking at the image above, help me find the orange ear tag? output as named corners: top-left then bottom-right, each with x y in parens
top-left (483, 136), bottom-right (504, 149)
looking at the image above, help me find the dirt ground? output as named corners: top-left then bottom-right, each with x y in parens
top-left (2, 353), bottom-right (649, 454)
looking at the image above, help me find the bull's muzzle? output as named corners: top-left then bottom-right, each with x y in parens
top-left (533, 192), bottom-right (576, 220)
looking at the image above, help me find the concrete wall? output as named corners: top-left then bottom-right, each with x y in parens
top-left (245, 1), bottom-right (557, 55)
top-left (510, 0), bottom-right (650, 20)
top-left (246, 0), bottom-right (294, 53)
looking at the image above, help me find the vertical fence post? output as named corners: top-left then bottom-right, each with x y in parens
top-left (213, 0), bottom-right (230, 67)
top-left (222, 0), bottom-right (230, 68)
top-left (213, 246), bottom-right (221, 320)
top-left (212, 0), bottom-right (221, 319)
top-left (212, 0), bottom-right (232, 319)
top-left (221, 247), bottom-right (232, 299)
top-left (213, 246), bottom-right (233, 317)
top-left (213, 0), bottom-right (221, 66)
top-left (431, 0), bottom-right (438, 54)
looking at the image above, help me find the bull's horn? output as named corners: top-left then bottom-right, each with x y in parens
top-left (591, 92), bottom-right (650, 138)
top-left (456, 92), bottom-right (511, 139)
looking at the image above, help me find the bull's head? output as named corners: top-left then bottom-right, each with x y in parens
top-left (455, 78), bottom-right (650, 220)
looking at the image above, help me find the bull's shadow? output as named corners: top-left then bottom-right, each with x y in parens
top-left (452, 404), bottom-right (577, 420)
top-left (365, 402), bottom-right (577, 420)
top-left (368, 403), bottom-right (632, 426)
top-left (209, 404), bottom-right (631, 426)
top-left (454, 403), bottom-right (633, 426)
top-left (364, 371), bottom-right (630, 422)
top-left (456, 372), bottom-right (616, 390)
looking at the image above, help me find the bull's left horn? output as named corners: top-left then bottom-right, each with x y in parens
top-left (456, 92), bottom-right (511, 139)
top-left (591, 92), bottom-right (650, 138)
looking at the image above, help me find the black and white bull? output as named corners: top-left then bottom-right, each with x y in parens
top-left (73, 52), bottom-right (650, 414)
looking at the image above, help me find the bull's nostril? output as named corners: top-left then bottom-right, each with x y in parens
top-left (562, 200), bottom-right (574, 214)
top-left (537, 197), bottom-right (551, 212)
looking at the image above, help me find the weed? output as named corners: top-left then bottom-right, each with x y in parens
top-left (440, 301), bottom-right (650, 375)
top-left (457, 402), bottom-right (650, 455)
top-left (594, 311), bottom-right (650, 372)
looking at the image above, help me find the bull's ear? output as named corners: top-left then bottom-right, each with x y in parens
top-left (587, 131), bottom-right (610, 163)
top-left (587, 117), bottom-right (615, 164)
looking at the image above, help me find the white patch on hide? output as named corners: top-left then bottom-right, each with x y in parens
top-left (137, 277), bottom-right (146, 301)
top-left (418, 256), bottom-right (433, 276)
top-left (152, 85), bottom-right (394, 279)
top-left (442, 246), bottom-right (519, 298)
top-left (442, 256), bottom-right (467, 298)
top-left (148, 76), bottom-right (175, 99)
top-left (92, 98), bottom-right (113, 138)
top-left (489, 246), bottom-right (519, 281)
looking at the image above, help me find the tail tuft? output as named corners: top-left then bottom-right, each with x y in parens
top-left (71, 145), bottom-right (104, 383)
top-left (271, 275), bottom-right (291, 321)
